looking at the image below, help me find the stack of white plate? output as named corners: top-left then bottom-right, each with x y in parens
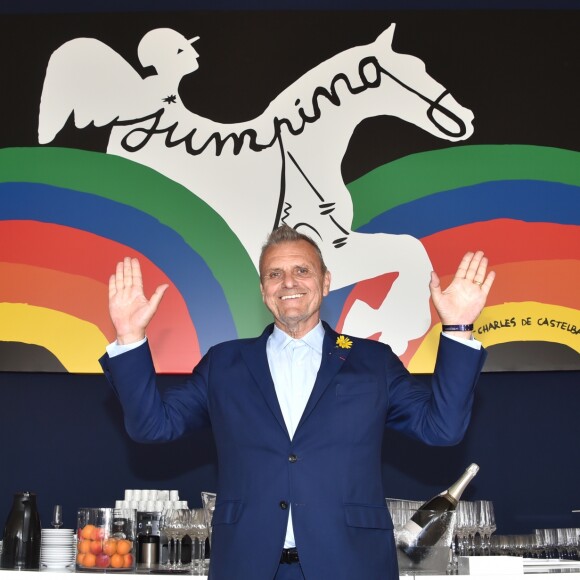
top-left (40, 528), bottom-right (76, 569)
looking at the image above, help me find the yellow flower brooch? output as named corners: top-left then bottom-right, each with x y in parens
top-left (335, 335), bottom-right (353, 349)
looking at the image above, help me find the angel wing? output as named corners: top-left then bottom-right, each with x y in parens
top-left (38, 38), bottom-right (148, 144)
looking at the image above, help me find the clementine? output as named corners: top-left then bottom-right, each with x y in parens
top-left (103, 538), bottom-right (118, 556)
top-left (110, 553), bottom-right (125, 568)
top-left (116, 539), bottom-right (132, 555)
top-left (81, 524), bottom-right (96, 540)
top-left (82, 553), bottom-right (97, 568)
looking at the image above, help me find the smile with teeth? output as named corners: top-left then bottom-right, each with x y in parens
top-left (280, 293), bottom-right (305, 300)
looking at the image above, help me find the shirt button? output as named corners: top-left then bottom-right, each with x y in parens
top-left (279, 501), bottom-right (288, 510)
top-left (288, 454), bottom-right (298, 463)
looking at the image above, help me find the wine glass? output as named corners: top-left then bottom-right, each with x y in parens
top-left (565, 528), bottom-right (580, 560)
top-left (454, 501), bottom-right (467, 558)
top-left (160, 508), bottom-right (190, 569)
top-left (188, 508), bottom-right (209, 575)
top-left (201, 491), bottom-right (215, 550)
top-left (474, 500), bottom-right (492, 555)
top-left (159, 509), bottom-right (175, 568)
top-left (485, 501), bottom-right (497, 555)
top-left (51, 504), bottom-right (63, 529)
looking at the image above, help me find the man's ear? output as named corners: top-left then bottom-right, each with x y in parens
top-left (323, 270), bottom-right (331, 296)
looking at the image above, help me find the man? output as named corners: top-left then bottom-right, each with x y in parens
top-left (100, 225), bottom-right (494, 580)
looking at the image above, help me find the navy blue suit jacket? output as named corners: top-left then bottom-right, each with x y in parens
top-left (100, 322), bottom-right (486, 580)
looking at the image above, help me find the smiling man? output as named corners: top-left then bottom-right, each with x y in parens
top-left (259, 229), bottom-right (331, 339)
top-left (100, 224), bottom-right (494, 580)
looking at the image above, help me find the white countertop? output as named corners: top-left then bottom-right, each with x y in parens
top-left (1, 571), bottom-right (207, 579)
top-left (0, 562), bottom-right (579, 579)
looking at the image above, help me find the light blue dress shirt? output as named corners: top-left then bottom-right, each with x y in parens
top-left (266, 321), bottom-right (325, 549)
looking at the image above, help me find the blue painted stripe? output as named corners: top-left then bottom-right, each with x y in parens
top-left (359, 181), bottom-right (580, 237)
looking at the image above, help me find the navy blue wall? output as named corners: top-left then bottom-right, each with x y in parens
top-left (1, 369), bottom-right (579, 534)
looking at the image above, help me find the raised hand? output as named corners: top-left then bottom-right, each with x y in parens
top-left (430, 251), bottom-right (495, 336)
top-left (108, 257), bottom-right (169, 345)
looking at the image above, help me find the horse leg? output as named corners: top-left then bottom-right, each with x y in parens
top-left (325, 231), bottom-right (433, 355)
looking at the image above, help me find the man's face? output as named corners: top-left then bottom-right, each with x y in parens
top-left (260, 240), bottom-right (331, 338)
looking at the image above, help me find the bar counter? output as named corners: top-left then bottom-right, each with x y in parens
top-left (2, 569), bottom-right (580, 580)
top-left (4, 556), bottom-right (580, 580)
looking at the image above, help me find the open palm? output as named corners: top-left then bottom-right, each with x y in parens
top-left (108, 257), bottom-right (169, 344)
top-left (430, 251), bottom-right (495, 328)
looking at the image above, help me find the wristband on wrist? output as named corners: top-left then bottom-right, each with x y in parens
top-left (442, 324), bottom-right (474, 332)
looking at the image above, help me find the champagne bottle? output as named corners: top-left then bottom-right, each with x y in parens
top-left (398, 463), bottom-right (479, 563)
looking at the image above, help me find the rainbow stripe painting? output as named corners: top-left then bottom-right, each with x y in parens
top-left (0, 11), bottom-right (579, 373)
top-left (1, 144), bottom-right (578, 372)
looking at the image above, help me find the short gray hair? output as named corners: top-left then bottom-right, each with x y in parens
top-left (259, 224), bottom-right (327, 274)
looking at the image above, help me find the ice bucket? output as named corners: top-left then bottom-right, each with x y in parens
top-left (392, 508), bottom-right (457, 575)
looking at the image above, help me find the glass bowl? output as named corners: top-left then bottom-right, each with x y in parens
top-left (76, 508), bottom-right (136, 573)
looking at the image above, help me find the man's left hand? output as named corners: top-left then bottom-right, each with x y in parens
top-left (430, 250), bottom-right (495, 337)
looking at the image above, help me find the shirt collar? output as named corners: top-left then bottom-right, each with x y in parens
top-left (269, 321), bottom-right (325, 354)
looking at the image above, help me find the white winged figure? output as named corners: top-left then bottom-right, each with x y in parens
top-left (39, 29), bottom-right (203, 144)
top-left (39, 25), bottom-right (475, 355)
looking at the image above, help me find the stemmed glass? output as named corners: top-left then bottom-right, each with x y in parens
top-left (188, 508), bottom-right (209, 575)
top-left (565, 528), bottom-right (580, 560)
top-left (160, 508), bottom-right (190, 570)
top-left (51, 505), bottom-right (63, 529)
top-left (475, 500), bottom-right (496, 556)
top-left (484, 501), bottom-right (497, 555)
top-left (455, 501), bottom-right (475, 558)
top-left (201, 491), bottom-right (216, 551)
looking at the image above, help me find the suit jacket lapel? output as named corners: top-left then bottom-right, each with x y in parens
top-left (297, 322), bottom-right (350, 431)
top-left (240, 324), bottom-right (290, 439)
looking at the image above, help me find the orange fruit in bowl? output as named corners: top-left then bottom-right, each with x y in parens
top-left (123, 553), bottom-right (133, 568)
top-left (116, 539), bottom-right (132, 555)
top-left (83, 553), bottom-right (97, 568)
top-left (81, 524), bottom-right (96, 540)
top-left (78, 539), bottom-right (91, 554)
top-left (103, 538), bottom-right (118, 556)
top-left (110, 553), bottom-right (125, 568)
top-left (76, 553), bottom-right (85, 565)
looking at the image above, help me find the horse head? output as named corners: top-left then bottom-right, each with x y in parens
top-left (370, 24), bottom-right (474, 142)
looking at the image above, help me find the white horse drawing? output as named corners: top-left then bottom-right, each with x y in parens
top-left (39, 24), bottom-right (474, 355)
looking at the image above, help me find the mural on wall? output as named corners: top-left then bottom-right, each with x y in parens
top-left (0, 11), bottom-right (579, 373)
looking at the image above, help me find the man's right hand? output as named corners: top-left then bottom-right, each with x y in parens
top-left (109, 257), bottom-right (169, 345)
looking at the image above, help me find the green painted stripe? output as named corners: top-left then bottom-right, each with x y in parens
top-left (348, 144), bottom-right (580, 229)
top-left (0, 147), bottom-right (270, 337)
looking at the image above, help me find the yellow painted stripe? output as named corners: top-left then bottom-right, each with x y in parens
top-left (409, 302), bottom-right (580, 373)
top-left (0, 303), bottom-right (108, 373)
